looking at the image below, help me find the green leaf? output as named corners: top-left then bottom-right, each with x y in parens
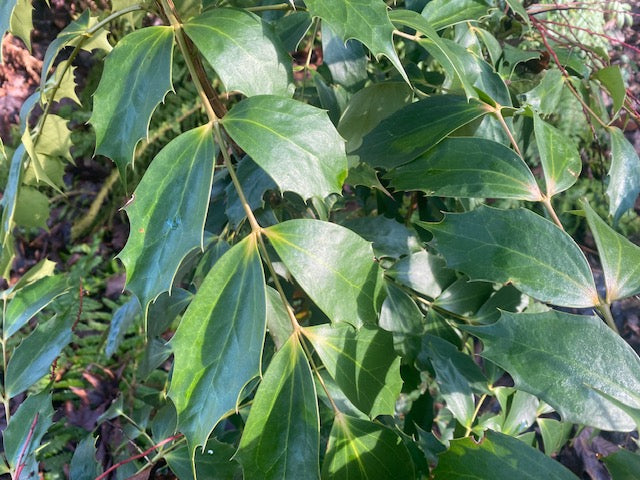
top-left (0, 1), bottom-right (18, 62)
top-left (70, 436), bottom-right (101, 480)
top-left (343, 216), bottom-right (421, 258)
top-left (467, 310), bottom-right (640, 431)
top-left (236, 335), bottom-right (319, 479)
top-left (583, 200), bottom-right (640, 302)
top-left (355, 95), bottom-right (487, 169)
top-left (221, 96), bottom-right (348, 199)
top-left (224, 156), bottom-right (276, 228)
top-left (4, 390), bottom-right (54, 470)
top-left (5, 313), bottom-right (74, 398)
top-left (430, 351), bottom-right (476, 426)
top-left (166, 439), bottom-right (241, 480)
top-left (385, 250), bottom-right (456, 299)
top-left (538, 418), bottom-right (573, 456)
top-left (266, 286), bottom-right (294, 350)
top-left (14, 186), bottom-right (49, 229)
top-left (603, 449), bottom-right (640, 480)
top-left (594, 65), bottom-right (626, 117)
top-left (90, 26), bottom-right (174, 181)
top-left (421, 0), bottom-right (490, 30)
top-left (265, 219), bottom-right (380, 328)
top-left (505, 0), bottom-right (530, 26)
top-left (9, 0), bottom-right (32, 51)
top-left (533, 112), bottom-right (581, 196)
top-left (3, 274), bottom-right (69, 340)
top-left (184, 8), bottom-right (293, 97)
top-left (389, 10), bottom-right (477, 98)
top-left (322, 414), bottom-right (415, 479)
top-left (433, 277), bottom-right (494, 317)
top-left (322, 22), bottom-right (367, 90)
top-left (379, 281), bottom-right (423, 335)
top-left (0, 145), bottom-right (24, 263)
top-left (105, 297), bottom-right (140, 358)
top-left (338, 82), bottom-right (413, 152)
top-left (44, 60), bottom-right (81, 105)
top-left (275, 11), bottom-right (312, 51)
top-left (304, 0), bottom-right (407, 83)
top-left (421, 206), bottom-right (599, 308)
top-left (388, 137), bottom-right (542, 200)
top-left (434, 431), bottom-right (577, 479)
top-left (521, 69), bottom-right (564, 116)
top-left (168, 236), bottom-right (266, 451)
top-left (607, 127), bottom-right (640, 224)
top-left (304, 324), bottom-right (401, 418)
top-left (117, 126), bottom-right (214, 312)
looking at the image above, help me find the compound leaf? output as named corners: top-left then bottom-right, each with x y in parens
top-left (387, 137), bottom-right (542, 200)
top-left (222, 95), bottom-right (348, 199)
top-left (90, 26), bottom-right (174, 181)
top-left (304, 324), bottom-right (402, 418)
top-left (422, 206), bottom-right (598, 308)
top-left (184, 8), bottom-right (293, 97)
top-left (265, 219), bottom-right (380, 328)
top-left (118, 126), bottom-right (214, 312)
top-left (467, 311), bottom-right (640, 431)
top-left (236, 335), bottom-right (319, 479)
top-left (355, 95), bottom-right (487, 169)
top-left (583, 200), bottom-right (640, 302)
top-left (168, 236), bottom-right (266, 452)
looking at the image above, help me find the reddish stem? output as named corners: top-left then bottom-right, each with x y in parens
top-left (537, 18), bottom-right (640, 54)
top-left (14, 413), bottom-right (39, 479)
top-left (94, 434), bottom-right (183, 480)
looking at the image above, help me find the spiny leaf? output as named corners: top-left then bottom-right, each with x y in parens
top-left (607, 126), bottom-right (640, 224)
top-left (222, 95), bottom-right (348, 200)
top-left (304, 324), bottom-right (402, 418)
top-left (421, 0), bottom-right (490, 30)
top-left (168, 236), bottom-right (266, 452)
top-left (117, 125), bottom-right (215, 312)
top-left (434, 431), bottom-right (578, 479)
top-left (421, 206), bottom-right (599, 308)
top-left (184, 8), bottom-right (293, 97)
top-left (533, 112), bottom-right (581, 197)
top-left (236, 335), bottom-right (319, 480)
top-left (0, 1), bottom-right (19, 62)
top-left (387, 137), bottom-right (542, 200)
top-left (9, 0), bottom-right (32, 51)
top-left (264, 219), bottom-right (381, 328)
top-left (466, 311), bottom-right (640, 431)
top-left (355, 95), bottom-right (487, 169)
top-left (0, 145), bottom-right (24, 278)
top-left (304, 0), bottom-right (408, 83)
top-left (583, 200), bottom-right (640, 302)
top-left (322, 413), bottom-right (415, 480)
top-left (594, 65), bottom-right (626, 118)
top-left (90, 26), bottom-right (174, 181)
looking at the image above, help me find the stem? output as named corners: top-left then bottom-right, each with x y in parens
top-left (247, 3), bottom-right (302, 12)
top-left (464, 394), bottom-right (487, 437)
top-left (541, 196), bottom-right (564, 230)
top-left (14, 413), bottom-right (39, 479)
top-left (493, 107), bottom-right (523, 157)
top-left (596, 302), bottom-right (619, 334)
top-left (299, 332), bottom-right (341, 414)
top-left (95, 434), bottom-right (182, 480)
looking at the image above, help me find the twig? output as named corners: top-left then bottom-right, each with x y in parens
top-left (14, 413), bottom-right (39, 479)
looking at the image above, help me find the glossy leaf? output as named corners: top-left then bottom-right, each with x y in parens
top-left (521, 69), bottom-right (564, 115)
top-left (467, 311), bottom-right (640, 431)
top-left (304, 0), bottom-right (407, 83)
top-left (90, 26), bottom-right (174, 180)
top-left (388, 137), bottom-right (542, 200)
top-left (3, 390), bottom-right (53, 470)
top-left (607, 127), bottom-right (640, 224)
top-left (421, 0), bottom-right (490, 30)
top-left (221, 96), bottom-right (348, 199)
top-left (105, 297), bottom-right (140, 358)
top-left (0, 1), bottom-right (18, 62)
top-left (603, 449), bottom-right (640, 480)
top-left (538, 418), bottom-right (573, 456)
top-left (343, 216), bottom-right (421, 258)
top-left (304, 324), bottom-right (401, 418)
top-left (433, 277), bottom-right (494, 317)
top-left (266, 286), bottom-right (294, 350)
top-left (422, 206), bottom-right (599, 308)
top-left (265, 219), bottom-right (380, 328)
top-left (236, 335), bottom-right (319, 479)
top-left (184, 8), bottom-right (293, 97)
top-left (594, 65), bottom-right (626, 117)
top-left (583, 201), bottom-right (640, 302)
top-left (166, 439), bottom-right (241, 480)
top-left (379, 281), bottom-right (423, 335)
top-left (533, 113), bottom-right (581, 196)
top-left (70, 436), bottom-right (101, 480)
top-left (14, 187), bottom-right (49, 229)
top-left (355, 95), bottom-right (487, 169)
top-left (322, 22), bottom-right (367, 90)
top-left (5, 313), bottom-right (74, 398)
top-left (389, 10), bottom-right (477, 98)
top-left (385, 250), bottom-right (455, 299)
top-left (3, 273), bottom-right (69, 340)
top-left (168, 236), bottom-right (266, 451)
top-left (322, 414), bottom-right (415, 479)
top-left (434, 431), bottom-right (577, 479)
top-left (118, 126), bottom-right (215, 312)
top-left (505, 0), bottom-right (530, 25)
top-left (225, 156), bottom-right (276, 228)
top-left (9, 0), bottom-right (32, 51)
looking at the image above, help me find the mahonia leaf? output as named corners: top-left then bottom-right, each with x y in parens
top-left (421, 0), bottom-right (490, 30)
top-left (421, 206), bottom-right (599, 308)
top-left (0, 1), bottom-right (19, 62)
top-left (264, 219), bottom-right (381, 328)
top-left (117, 125), bottom-right (214, 312)
top-left (44, 60), bottom-right (81, 105)
top-left (0, 145), bottom-right (24, 273)
top-left (221, 95), bottom-right (347, 199)
top-left (236, 335), bottom-right (319, 479)
top-left (304, 0), bottom-right (408, 83)
top-left (607, 127), bottom-right (640, 224)
top-left (322, 414), bottom-right (415, 479)
top-left (304, 324), bottom-right (402, 418)
top-left (90, 26), bottom-right (174, 181)
top-left (9, 0), bottom-right (32, 51)
top-left (169, 236), bottom-right (266, 452)
top-left (583, 200), bottom-right (640, 302)
top-left (466, 311), bottom-right (640, 431)
top-left (594, 66), bottom-right (626, 118)
top-left (184, 8), bottom-right (293, 97)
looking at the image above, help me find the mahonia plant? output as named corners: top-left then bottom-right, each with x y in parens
top-left (1, 0), bottom-right (640, 478)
